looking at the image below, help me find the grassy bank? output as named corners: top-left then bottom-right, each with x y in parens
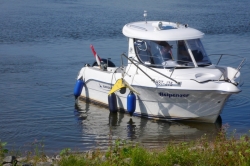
top-left (1, 128), bottom-right (250, 166)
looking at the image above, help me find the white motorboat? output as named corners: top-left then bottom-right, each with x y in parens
top-left (74, 11), bottom-right (245, 123)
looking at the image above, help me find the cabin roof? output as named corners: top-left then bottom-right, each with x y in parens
top-left (122, 21), bottom-right (204, 41)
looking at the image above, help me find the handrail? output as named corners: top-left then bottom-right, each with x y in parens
top-left (234, 58), bottom-right (246, 78)
top-left (209, 54), bottom-right (247, 81)
top-left (120, 53), bottom-right (155, 82)
top-left (209, 54), bottom-right (246, 65)
top-left (120, 53), bottom-right (180, 84)
top-left (209, 54), bottom-right (246, 68)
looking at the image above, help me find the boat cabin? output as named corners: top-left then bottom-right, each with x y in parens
top-left (123, 21), bottom-right (212, 68)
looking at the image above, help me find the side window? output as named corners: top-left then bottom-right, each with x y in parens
top-left (134, 39), bottom-right (178, 67)
top-left (149, 41), bottom-right (165, 65)
top-left (134, 39), bottom-right (151, 63)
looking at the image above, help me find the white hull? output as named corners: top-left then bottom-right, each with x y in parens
top-left (76, 66), bottom-right (237, 123)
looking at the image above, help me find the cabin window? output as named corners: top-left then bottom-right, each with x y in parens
top-left (134, 39), bottom-right (211, 68)
top-left (179, 39), bottom-right (212, 65)
top-left (177, 40), bottom-right (190, 62)
top-left (134, 39), bottom-right (151, 63)
top-left (134, 39), bottom-right (177, 68)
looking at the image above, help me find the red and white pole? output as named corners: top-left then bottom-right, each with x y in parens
top-left (90, 45), bottom-right (101, 66)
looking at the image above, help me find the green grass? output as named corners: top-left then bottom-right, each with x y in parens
top-left (0, 140), bottom-right (8, 160)
top-left (58, 129), bottom-right (250, 166)
top-left (2, 128), bottom-right (250, 166)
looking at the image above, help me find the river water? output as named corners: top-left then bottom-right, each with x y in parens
top-left (0, 0), bottom-right (250, 154)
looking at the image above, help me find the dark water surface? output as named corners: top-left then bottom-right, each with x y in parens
top-left (0, 0), bottom-right (250, 154)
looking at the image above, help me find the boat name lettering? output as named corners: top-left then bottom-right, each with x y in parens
top-left (155, 80), bottom-right (173, 86)
top-left (99, 84), bottom-right (111, 90)
top-left (158, 92), bottom-right (189, 98)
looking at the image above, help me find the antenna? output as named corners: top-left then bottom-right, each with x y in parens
top-left (143, 10), bottom-right (147, 24)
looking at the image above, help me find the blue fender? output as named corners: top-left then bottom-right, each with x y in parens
top-left (108, 93), bottom-right (118, 113)
top-left (127, 91), bottom-right (136, 116)
top-left (74, 79), bottom-right (84, 98)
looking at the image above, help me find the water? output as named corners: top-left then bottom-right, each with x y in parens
top-left (0, 0), bottom-right (250, 154)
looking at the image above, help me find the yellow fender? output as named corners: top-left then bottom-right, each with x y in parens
top-left (108, 78), bottom-right (140, 95)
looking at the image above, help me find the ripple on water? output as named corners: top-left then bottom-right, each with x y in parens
top-left (226, 94), bottom-right (250, 108)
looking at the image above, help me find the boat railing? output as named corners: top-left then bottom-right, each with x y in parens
top-left (209, 54), bottom-right (246, 78)
top-left (120, 53), bottom-right (181, 84)
top-left (209, 54), bottom-right (245, 65)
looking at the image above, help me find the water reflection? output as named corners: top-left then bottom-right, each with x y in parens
top-left (126, 118), bottom-right (137, 139)
top-left (108, 112), bottom-right (124, 126)
top-left (75, 99), bottom-right (222, 148)
top-left (74, 100), bottom-right (89, 122)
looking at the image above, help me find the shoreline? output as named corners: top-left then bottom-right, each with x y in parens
top-left (2, 129), bottom-right (250, 166)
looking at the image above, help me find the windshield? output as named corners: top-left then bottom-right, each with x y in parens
top-left (134, 39), bottom-right (211, 68)
top-left (179, 39), bottom-right (211, 66)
